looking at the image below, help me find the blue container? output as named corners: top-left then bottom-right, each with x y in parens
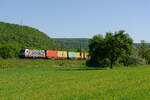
top-left (68, 52), bottom-right (76, 58)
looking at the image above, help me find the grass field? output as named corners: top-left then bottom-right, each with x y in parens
top-left (0, 59), bottom-right (150, 100)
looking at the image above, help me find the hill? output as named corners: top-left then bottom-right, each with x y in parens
top-left (54, 38), bottom-right (89, 50)
top-left (1, 21), bottom-right (149, 51)
top-left (0, 22), bottom-right (60, 50)
top-left (54, 38), bottom-right (150, 50)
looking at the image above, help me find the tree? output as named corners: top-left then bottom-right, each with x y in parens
top-left (117, 32), bottom-right (133, 66)
top-left (87, 30), bottom-right (133, 69)
top-left (138, 40), bottom-right (148, 58)
top-left (105, 30), bottom-right (133, 68)
top-left (136, 40), bottom-right (150, 64)
top-left (0, 43), bottom-right (21, 58)
top-left (86, 35), bottom-right (108, 67)
top-left (143, 48), bottom-right (150, 64)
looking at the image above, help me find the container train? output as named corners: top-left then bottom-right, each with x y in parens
top-left (20, 49), bottom-right (89, 60)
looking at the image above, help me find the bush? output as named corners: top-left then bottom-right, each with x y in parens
top-left (127, 55), bottom-right (146, 65)
top-left (86, 58), bottom-right (109, 67)
top-left (0, 44), bottom-right (21, 58)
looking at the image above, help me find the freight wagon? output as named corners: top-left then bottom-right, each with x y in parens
top-left (68, 52), bottom-right (76, 59)
top-left (84, 53), bottom-right (89, 59)
top-left (57, 51), bottom-right (67, 59)
top-left (46, 50), bottom-right (57, 59)
top-left (76, 52), bottom-right (81, 59)
top-left (20, 49), bottom-right (89, 60)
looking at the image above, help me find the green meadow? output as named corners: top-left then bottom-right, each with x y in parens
top-left (0, 59), bottom-right (150, 100)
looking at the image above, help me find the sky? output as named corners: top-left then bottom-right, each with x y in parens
top-left (0, 0), bottom-right (150, 42)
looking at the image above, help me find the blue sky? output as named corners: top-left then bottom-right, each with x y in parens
top-left (0, 0), bottom-right (150, 42)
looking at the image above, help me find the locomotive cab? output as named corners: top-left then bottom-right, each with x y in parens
top-left (19, 49), bottom-right (25, 58)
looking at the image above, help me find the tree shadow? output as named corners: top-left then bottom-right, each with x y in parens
top-left (55, 67), bottom-right (107, 71)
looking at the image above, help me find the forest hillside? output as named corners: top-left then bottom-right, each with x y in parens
top-left (0, 22), bottom-right (60, 50)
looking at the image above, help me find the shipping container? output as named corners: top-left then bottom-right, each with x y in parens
top-left (76, 52), bottom-right (81, 58)
top-left (81, 53), bottom-right (84, 59)
top-left (84, 53), bottom-right (89, 59)
top-left (57, 51), bottom-right (67, 58)
top-left (68, 52), bottom-right (76, 58)
top-left (25, 49), bottom-right (45, 58)
top-left (46, 50), bottom-right (58, 58)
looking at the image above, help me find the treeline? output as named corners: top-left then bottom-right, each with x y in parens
top-left (87, 30), bottom-right (150, 68)
top-left (54, 38), bottom-right (150, 51)
top-left (54, 38), bottom-right (89, 50)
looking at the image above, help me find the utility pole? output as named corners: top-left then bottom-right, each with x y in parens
top-left (80, 40), bottom-right (82, 56)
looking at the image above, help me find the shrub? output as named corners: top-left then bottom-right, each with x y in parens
top-left (128, 55), bottom-right (146, 65)
top-left (86, 58), bottom-right (109, 67)
top-left (0, 44), bottom-right (21, 58)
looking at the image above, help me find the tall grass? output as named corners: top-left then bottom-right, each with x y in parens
top-left (0, 59), bottom-right (86, 69)
top-left (0, 59), bottom-right (150, 100)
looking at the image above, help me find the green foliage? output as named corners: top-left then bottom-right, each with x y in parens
top-left (116, 31), bottom-right (134, 66)
top-left (86, 58), bottom-right (109, 67)
top-left (0, 22), bottom-right (61, 58)
top-left (105, 30), bottom-right (133, 68)
top-left (143, 48), bottom-right (150, 64)
top-left (76, 48), bottom-right (88, 53)
top-left (138, 40), bottom-right (148, 58)
top-left (87, 35), bottom-right (108, 67)
top-left (54, 38), bottom-right (149, 52)
top-left (54, 38), bottom-right (89, 50)
top-left (128, 55), bottom-right (146, 65)
top-left (87, 30), bottom-right (133, 69)
top-left (0, 22), bottom-right (60, 51)
top-left (0, 43), bottom-right (22, 58)
top-left (0, 59), bottom-right (86, 69)
top-left (137, 40), bottom-right (150, 64)
top-left (68, 48), bottom-right (77, 52)
top-left (126, 48), bottom-right (146, 65)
